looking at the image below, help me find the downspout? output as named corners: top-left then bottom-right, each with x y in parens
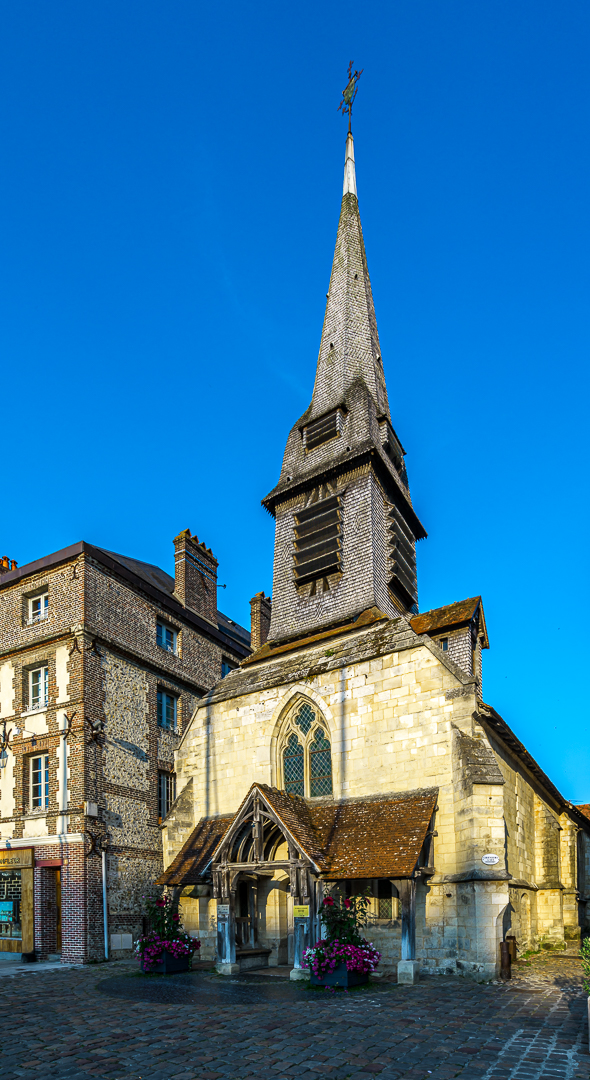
top-left (102, 848), bottom-right (108, 960)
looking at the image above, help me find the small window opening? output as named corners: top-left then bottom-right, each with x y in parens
top-left (157, 690), bottom-right (178, 731)
top-left (158, 771), bottom-right (176, 821)
top-left (31, 753), bottom-right (49, 809)
top-left (27, 594), bottom-right (48, 626)
top-left (29, 667), bottom-right (48, 711)
top-left (440, 638), bottom-right (449, 652)
top-left (157, 623), bottom-right (177, 655)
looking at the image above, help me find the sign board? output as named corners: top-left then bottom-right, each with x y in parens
top-left (293, 905), bottom-right (309, 918)
top-left (0, 902), bottom-right (14, 921)
top-left (217, 904), bottom-right (230, 917)
top-left (0, 848), bottom-right (33, 870)
top-left (481, 853), bottom-right (500, 865)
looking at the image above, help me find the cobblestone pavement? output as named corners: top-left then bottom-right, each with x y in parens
top-left (0, 953), bottom-right (588, 1080)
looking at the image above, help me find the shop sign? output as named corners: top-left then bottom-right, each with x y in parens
top-left (0, 848), bottom-right (33, 870)
top-left (293, 905), bottom-right (310, 917)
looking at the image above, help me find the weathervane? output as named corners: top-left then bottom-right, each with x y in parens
top-left (337, 61), bottom-right (363, 133)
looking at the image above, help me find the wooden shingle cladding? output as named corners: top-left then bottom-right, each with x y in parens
top-left (158, 783), bottom-right (438, 886)
top-left (293, 495), bottom-right (342, 586)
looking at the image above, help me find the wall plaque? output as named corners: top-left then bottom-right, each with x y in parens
top-left (293, 905), bottom-right (310, 917)
top-left (481, 853), bottom-right (500, 865)
top-left (0, 848), bottom-right (33, 870)
top-left (217, 904), bottom-right (230, 916)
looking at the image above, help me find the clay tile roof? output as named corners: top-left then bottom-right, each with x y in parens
top-left (306, 789), bottom-right (438, 879)
top-left (157, 814), bottom-right (233, 886)
top-left (576, 804), bottom-right (590, 822)
top-left (411, 596), bottom-right (489, 649)
top-left (159, 785), bottom-right (438, 886)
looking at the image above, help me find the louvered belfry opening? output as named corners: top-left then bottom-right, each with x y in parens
top-left (293, 494), bottom-right (342, 587)
top-left (304, 408), bottom-right (344, 452)
top-left (389, 503), bottom-right (418, 611)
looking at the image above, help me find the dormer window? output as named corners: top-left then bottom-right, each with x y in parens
top-left (27, 593), bottom-right (48, 626)
top-left (156, 622), bottom-right (177, 655)
top-left (303, 408), bottom-right (345, 452)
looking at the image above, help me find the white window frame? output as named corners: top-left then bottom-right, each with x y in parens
top-left (30, 753), bottom-right (49, 810)
top-left (157, 690), bottom-right (178, 731)
top-left (29, 666), bottom-right (48, 711)
top-left (156, 622), bottom-right (177, 655)
top-left (28, 593), bottom-right (48, 626)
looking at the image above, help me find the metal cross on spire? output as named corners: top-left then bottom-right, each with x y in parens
top-left (337, 61), bottom-right (363, 133)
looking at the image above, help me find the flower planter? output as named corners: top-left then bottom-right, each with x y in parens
top-left (140, 949), bottom-right (191, 974)
top-left (310, 962), bottom-right (369, 988)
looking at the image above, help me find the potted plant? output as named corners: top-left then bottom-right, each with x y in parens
top-left (136, 892), bottom-right (200, 974)
top-left (303, 893), bottom-right (381, 988)
top-left (582, 936), bottom-right (590, 1051)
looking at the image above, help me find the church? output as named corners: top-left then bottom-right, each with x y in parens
top-left (159, 125), bottom-right (590, 982)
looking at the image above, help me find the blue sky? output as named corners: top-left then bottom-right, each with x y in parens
top-left (1, 2), bottom-right (589, 800)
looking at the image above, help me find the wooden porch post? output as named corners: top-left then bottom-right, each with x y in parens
top-left (215, 873), bottom-right (239, 975)
top-left (399, 879), bottom-right (416, 961)
top-left (392, 876), bottom-right (420, 984)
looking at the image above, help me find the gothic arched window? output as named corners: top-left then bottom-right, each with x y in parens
top-left (283, 733), bottom-right (304, 796)
top-left (279, 702), bottom-right (333, 798)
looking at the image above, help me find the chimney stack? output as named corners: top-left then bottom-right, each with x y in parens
top-left (173, 530), bottom-right (218, 625)
top-left (249, 592), bottom-right (272, 652)
top-left (0, 556), bottom-right (17, 576)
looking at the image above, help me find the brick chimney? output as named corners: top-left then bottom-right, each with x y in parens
top-left (0, 556), bottom-right (17, 576)
top-left (249, 592), bottom-right (272, 651)
top-left (173, 530), bottom-right (218, 625)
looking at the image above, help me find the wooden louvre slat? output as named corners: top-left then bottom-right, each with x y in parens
top-left (295, 495), bottom-right (340, 525)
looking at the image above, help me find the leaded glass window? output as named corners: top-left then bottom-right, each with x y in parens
top-left (309, 727), bottom-right (333, 797)
top-left (295, 703), bottom-right (314, 735)
top-left (283, 734), bottom-right (304, 796)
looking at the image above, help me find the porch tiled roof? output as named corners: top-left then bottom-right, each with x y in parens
top-left (158, 814), bottom-right (233, 886)
top-left (158, 785), bottom-right (438, 885)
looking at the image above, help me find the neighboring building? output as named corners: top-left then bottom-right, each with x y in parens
top-left (159, 131), bottom-right (590, 981)
top-left (0, 531), bottom-right (249, 962)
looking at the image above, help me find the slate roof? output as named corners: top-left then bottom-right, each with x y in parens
top-left (411, 596), bottom-right (489, 649)
top-left (94, 548), bottom-right (251, 650)
top-left (158, 784), bottom-right (438, 885)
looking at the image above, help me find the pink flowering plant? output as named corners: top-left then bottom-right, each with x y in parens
top-left (135, 892), bottom-right (200, 971)
top-left (303, 892), bottom-right (381, 978)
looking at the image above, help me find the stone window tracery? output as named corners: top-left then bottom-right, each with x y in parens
top-left (279, 701), bottom-right (333, 799)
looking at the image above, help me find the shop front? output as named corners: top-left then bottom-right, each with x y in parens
top-left (0, 848), bottom-right (34, 955)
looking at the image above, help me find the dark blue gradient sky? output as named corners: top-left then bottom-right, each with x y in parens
top-left (1, 1), bottom-right (588, 798)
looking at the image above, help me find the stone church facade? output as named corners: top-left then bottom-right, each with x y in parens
top-left (159, 132), bottom-right (590, 981)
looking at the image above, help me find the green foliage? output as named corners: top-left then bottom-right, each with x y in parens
top-left (143, 892), bottom-right (183, 939)
top-left (581, 936), bottom-right (590, 995)
top-left (319, 892), bottom-right (371, 946)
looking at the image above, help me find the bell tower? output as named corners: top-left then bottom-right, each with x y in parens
top-left (262, 124), bottom-right (426, 645)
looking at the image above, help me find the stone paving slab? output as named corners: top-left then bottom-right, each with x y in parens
top-left (0, 954), bottom-right (587, 1080)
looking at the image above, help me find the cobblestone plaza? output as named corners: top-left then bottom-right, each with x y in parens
top-left (1, 953), bottom-right (588, 1080)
